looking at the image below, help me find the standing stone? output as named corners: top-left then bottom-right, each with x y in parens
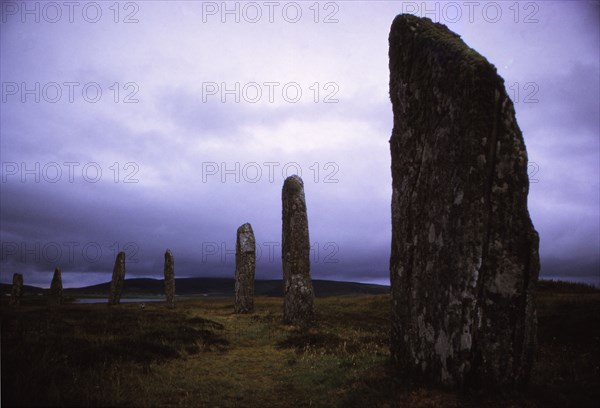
top-left (164, 249), bottom-right (175, 308)
top-left (108, 252), bottom-right (126, 305)
top-left (235, 223), bottom-right (256, 313)
top-left (49, 267), bottom-right (63, 305)
top-left (389, 15), bottom-right (539, 389)
top-left (9, 273), bottom-right (23, 306)
top-left (282, 175), bottom-right (315, 326)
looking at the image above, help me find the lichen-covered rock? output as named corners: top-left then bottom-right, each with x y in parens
top-left (282, 175), bottom-right (315, 326)
top-left (164, 249), bottom-right (175, 308)
top-left (9, 273), bottom-right (23, 306)
top-left (389, 14), bottom-right (539, 389)
top-left (235, 223), bottom-right (256, 314)
top-left (108, 251), bottom-right (126, 305)
top-left (49, 267), bottom-right (63, 305)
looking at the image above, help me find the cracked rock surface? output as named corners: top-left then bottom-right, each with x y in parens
top-left (282, 175), bottom-right (315, 327)
top-left (389, 14), bottom-right (539, 389)
top-left (9, 273), bottom-right (23, 306)
top-left (49, 267), bottom-right (63, 305)
top-left (235, 223), bottom-right (256, 314)
top-left (108, 252), bottom-right (126, 305)
top-left (164, 249), bottom-right (176, 308)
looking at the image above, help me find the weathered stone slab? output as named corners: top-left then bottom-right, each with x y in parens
top-left (108, 251), bottom-right (126, 305)
top-left (235, 223), bottom-right (256, 314)
top-left (282, 175), bottom-right (315, 326)
top-left (164, 249), bottom-right (175, 308)
top-left (389, 14), bottom-right (539, 388)
top-left (49, 267), bottom-right (63, 305)
top-left (9, 273), bottom-right (23, 306)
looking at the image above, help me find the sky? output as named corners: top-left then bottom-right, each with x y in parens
top-left (0, 0), bottom-right (598, 288)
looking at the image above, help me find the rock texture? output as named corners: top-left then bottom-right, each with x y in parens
top-left (9, 273), bottom-right (23, 306)
top-left (389, 14), bottom-right (539, 389)
top-left (108, 252), bottom-right (126, 305)
top-left (235, 223), bottom-right (256, 313)
top-left (282, 175), bottom-right (315, 326)
top-left (49, 267), bottom-right (63, 305)
top-left (164, 249), bottom-right (175, 308)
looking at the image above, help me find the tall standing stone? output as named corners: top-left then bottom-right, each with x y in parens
top-left (9, 273), bottom-right (23, 306)
top-left (389, 15), bottom-right (539, 389)
top-left (49, 267), bottom-right (63, 305)
top-left (282, 175), bottom-right (315, 326)
top-left (108, 251), bottom-right (126, 305)
top-left (235, 223), bottom-right (256, 314)
top-left (164, 249), bottom-right (175, 308)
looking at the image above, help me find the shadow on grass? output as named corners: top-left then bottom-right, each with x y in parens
top-left (276, 329), bottom-right (343, 354)
top-left (1, 303), bottom-right (229, 406)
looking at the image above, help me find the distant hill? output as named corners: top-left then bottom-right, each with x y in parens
top-left (1, 278), bottom-right (390, 298)
top-left (4, 278), bottom-right (596, 299)
top-left (0, 283), bottom-right (46, 296)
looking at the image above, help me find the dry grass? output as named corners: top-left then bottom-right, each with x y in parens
top-left (1, 290), bottom-right (599, 407)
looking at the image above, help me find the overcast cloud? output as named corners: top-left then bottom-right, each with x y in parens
top-left (1, 1), bottom-right (598, 287)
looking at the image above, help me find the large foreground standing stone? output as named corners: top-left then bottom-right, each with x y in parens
top-left (164, 249), bottom-right (175, 308)
top-left (108, 252), bottom-right (126, 305)
top-left (49, 267), bottom-right (63, 305)
top-left (389, 14), bottom-right (539, 389)
top-left (9, 273), bottom-right (23, 306)
top-left (235, 223), bottom-right (256, 313)
top-left (282, 175), bottom-right (315, 326)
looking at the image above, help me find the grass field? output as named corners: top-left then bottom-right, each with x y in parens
top-left (2, 283), bottom-right (599, 407)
